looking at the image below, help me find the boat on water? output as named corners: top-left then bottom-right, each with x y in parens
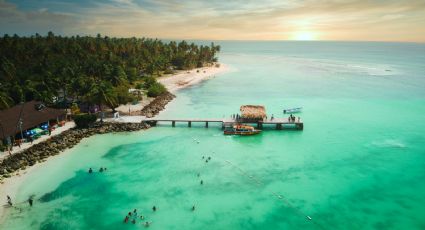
top-left (224, 125), bottom-right (261, 135)
top-left (283, 107), bottom-right (302, 114)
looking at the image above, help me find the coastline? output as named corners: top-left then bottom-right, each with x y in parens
top-left (0, 63), bottom-right (230, 222)
top-left (0, 147), bottom-right (75, 224)
top-left (158, 63), bottom-right (229, 93)
top-left (107, 63), bottom-right (230, 121)
top-left (0, 123), bottom-right (149, 222)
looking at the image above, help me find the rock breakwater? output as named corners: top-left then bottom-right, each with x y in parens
top-left (140, 92), bottom-right (176, 118)
top-left (0, 122), bottom-right (149, 182)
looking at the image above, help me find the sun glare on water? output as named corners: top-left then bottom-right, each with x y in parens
top-left (292, 31), bottom-right (318, 41)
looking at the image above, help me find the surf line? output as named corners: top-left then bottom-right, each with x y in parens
top-left (223, 159), bottom-right (325, 229)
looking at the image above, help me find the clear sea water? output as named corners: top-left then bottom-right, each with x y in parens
top-left (2, 41), bottom-right (425, 230)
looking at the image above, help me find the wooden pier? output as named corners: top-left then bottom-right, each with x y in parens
top-left (143, 118), bottom-right (303, 130)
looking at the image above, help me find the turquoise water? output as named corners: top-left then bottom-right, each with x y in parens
top-left (2, 41), bottom-right (425, 229)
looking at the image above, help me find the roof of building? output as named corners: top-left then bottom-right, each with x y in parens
top-left (240, 105), bottom-right (266, 119)
top-left (0, 101), bottom-right (66, 139)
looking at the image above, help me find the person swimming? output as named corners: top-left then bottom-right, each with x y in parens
top-left (131, 219), bottom-right (136, 224)
top-left (140, 215), bottom-right (145, 220)
top-left (124, 215), bottom-right (129, 223)
top-left (200, 180), bottom-right (203, 185)
top-left (144, 221), bottom-right (151, 227)
top-left (88, 168), bottom-right (93, 173)
top-left (152, 206), bottom-right (157, 212)
top-left (192, 205), bottom-right (195, 211)
top-left (28, 197), bottom-right (33, 207)
top-left (99, 167), bottom-right (104, 172)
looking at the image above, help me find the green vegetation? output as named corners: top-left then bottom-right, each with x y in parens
top-left (73, 114), bottom-right (97, 128)
top-left (147, 82), bottom-right (167, 97)
top-left (0, 32), bottom-right (220, 110)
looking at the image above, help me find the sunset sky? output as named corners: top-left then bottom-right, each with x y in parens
top-left (1, 0), bottom-right (424, 42)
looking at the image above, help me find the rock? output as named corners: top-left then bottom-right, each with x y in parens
top-left (0, 122), bottom-right (149, 178)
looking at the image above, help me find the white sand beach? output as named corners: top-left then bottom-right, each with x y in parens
top-left (0, 147), bottom-right (75, 223)
top-left (158, 63), bottom-right (229, 93)
top-left (0, 63), bottom-right (230, 220)
top-left (113, 63), bottom-right (229, 119)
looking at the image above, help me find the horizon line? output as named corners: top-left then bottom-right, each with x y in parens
top-left (1, 33), bottom-right (424, 44)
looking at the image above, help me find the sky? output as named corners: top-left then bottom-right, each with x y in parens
top-left (0, 0), bottom-right (425, 42)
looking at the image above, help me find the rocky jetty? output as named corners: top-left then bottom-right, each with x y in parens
top-left (141, 91), bottom-right (176, 118)
top-left (0, 122), bottom-right (149, 182)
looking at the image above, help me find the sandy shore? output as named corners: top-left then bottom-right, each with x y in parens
top-left (113, 63), bottom-right (229, 117)
top-left (0, 63), bottom-right (230, 222)
top-left (158, 63), bottom-right (229, 93)
top-left (0, 148), bottom-right (74, 223)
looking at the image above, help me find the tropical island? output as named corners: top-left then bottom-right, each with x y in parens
top-left (1, 0), bottom-right (424, 228)
top-left (0, 32), bottom-right (229, 181)
top-left (0, 32), bottom-right (220, 110)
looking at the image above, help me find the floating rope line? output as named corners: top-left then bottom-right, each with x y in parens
top-left (223, 159), bottom-right (326, 229)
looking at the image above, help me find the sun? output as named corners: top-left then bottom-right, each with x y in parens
top-left (291, 31), bottom-right (318, 41)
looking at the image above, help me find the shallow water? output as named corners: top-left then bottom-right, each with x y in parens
top-left (2, 41), bottom-right (425, 230)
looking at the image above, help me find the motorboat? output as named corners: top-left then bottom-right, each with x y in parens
top-left (283, 107), bottom-right (302, 114)
top-left (224, 125), bottom-right (261, 135)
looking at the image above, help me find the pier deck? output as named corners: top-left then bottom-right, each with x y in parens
top-left (143, 118), bottom-right (303, 130)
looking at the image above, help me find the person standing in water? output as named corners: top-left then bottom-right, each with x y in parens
top-left (28, 197), bottom-right (33, 207)
top-left (152, 206), bottom-right (157, 212)
top-left (88, 168), bottom-right (93, 173)
top-left (7, 195), bottom-right (12, 206)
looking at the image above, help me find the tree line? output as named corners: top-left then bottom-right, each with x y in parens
top-left (0, 32), bottom-right (220, 110)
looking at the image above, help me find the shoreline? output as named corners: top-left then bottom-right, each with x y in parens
top-left (0, 122), bottom-right (149, 221)
top-left (106, 63), bottom-right (230, 121)
top-left (0, 63), bottom-right (230, 222)
top-left (0, 147), bottom-right (75, 224)
top-left (158, 63), bottom-right (229, 94)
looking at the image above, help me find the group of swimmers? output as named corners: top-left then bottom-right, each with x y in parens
top-left (202, 156), bottom-right (212, 163)
top-left (123, 208), bottom-right (153, 227)
top-left (88, 167), bottom-right (107, 173)
top-left (200, 155), bottom-right (213, 185)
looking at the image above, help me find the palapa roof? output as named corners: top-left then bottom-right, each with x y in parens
top-left (0, 101), bottom-right (66, 139)
top-left (240, 105), bottom-right (266, 119)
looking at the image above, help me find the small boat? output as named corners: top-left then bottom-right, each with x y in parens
top-left (283, 107), bottom-right (302, 114)
top-left (224, 125), bottom-right (261, 135)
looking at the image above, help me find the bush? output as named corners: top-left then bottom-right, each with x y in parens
top-left (73, 113), bottom-right (97, 128)
top-left (147, 82), bottom-right (167, 97)
top-left (143, 76), bottom-right (157, 89)
top-left (164, 69), bottom-right (174, 74)
top-left (135, 83), bottom-right (144, 89)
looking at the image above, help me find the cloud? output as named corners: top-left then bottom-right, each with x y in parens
top-left (0, 0), bottom-right (424, 42)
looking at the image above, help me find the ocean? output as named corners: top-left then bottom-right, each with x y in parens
top-left (2, 41), bottom-right (425, 229)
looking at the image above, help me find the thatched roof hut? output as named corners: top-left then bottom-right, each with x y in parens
top-left (240, 105), bottom-right (266, 120)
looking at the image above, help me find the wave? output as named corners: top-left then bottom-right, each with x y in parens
top-left (370, 139), bottom-right (406, 149)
